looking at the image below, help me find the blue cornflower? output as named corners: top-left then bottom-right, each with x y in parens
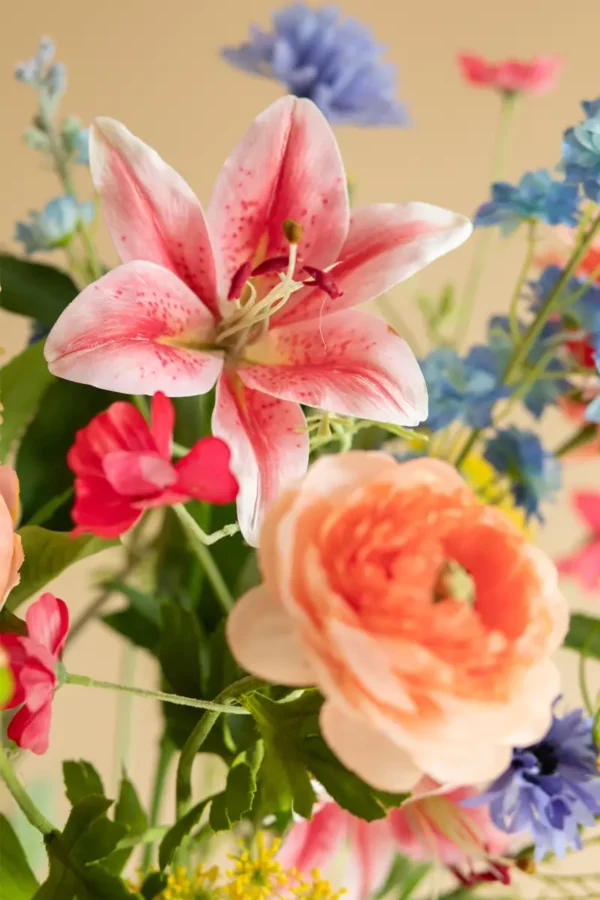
top-left (222, 4), bottom-right (408, 126)
top-left (474, 170), bottom-right (580, 234)
top-left (472, 707), bottom-right (600, 860)
top-left (15, 37), bottom-right (66, 113)
top-left (74, 127), bottom-right (90, 165)
top-left (562, 98), bottom-right (600, 202)
top-left (484, 427), bottom-right (561, 520)
top-left (421, 347), bottom-right (509, 432)
top-left (15, 196), bottom-right (94, 254)
top-left (532, 264), bottom-right (600, 335)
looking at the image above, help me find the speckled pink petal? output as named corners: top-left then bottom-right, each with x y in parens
top-left (91, 117), bottom-right (219, 315)
top-left (239, 309), bottom-right (427, 427)
top-left (207, 96), bottom-right (348, 301)
top-left (278, 202), bottom-right (472, 325)
top-left (211, 373), bottom-right (309, 545)
top-left (45, 261), bottom-right (224, 397)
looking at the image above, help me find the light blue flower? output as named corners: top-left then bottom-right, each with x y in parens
top-left (222, 3), bottom-right (409, 126)
top-left (484, 427), bottom-right (561, 520)
top-left (474, 170), bottom-right (580, 234)
top-left (74, 127), bottom-right (90, 165)
top-left (562, 98), bottom-right (600, 202)
top-left (532, 264), bottom-right (600, 335)
top-left (15, 37), bottom-right (66, 112)
top-left (15, 196), bottom-right (94, 254)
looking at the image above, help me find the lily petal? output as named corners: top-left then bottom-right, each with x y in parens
top-left (45, 261), bottom-right (224, 396)
top-left (278, 202), bottom-right (472, 324)
top-left (207, 96), bottom-right (348, 299)
top-left (240, 310), bottom-right (427, 426)
top-left (278, 803), bottom-right (349, 874)
top-left (212, 373), bottom-right (309, 545)
top-left (91, 117), bottom-right (219, 315)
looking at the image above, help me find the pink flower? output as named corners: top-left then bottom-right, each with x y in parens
top-left (68, 392), bottom-right (238, 539)
top-left (0, 593), bottom-right (69, 754)
top-left (0, 465), bottom-right (24, 608)
top-left (227, 453), bottom-right (568, 791)
top-left (458, 54), bottom-right (562, 95)
top-left (556, 492), bottom-right (600, 592)
top-left (45, 97), bottom-right (471, 543)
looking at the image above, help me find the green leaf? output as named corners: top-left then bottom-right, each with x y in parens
top-left (105, 772), bottom-right (148, 874)
top-left (158, 795), bottom-right (214, 870)
top-left (0, 341), bottom-right (55, 461)
top-left (375, 855), bottom-right (430, 900)
top-left (0, 255), bottom-right (78, 326)
top-left (103, 609), bottom-right (161, 654)
top-left (0, 814), bottom-right (39, 900)
top-left (63, 760), bottom-right (105, 806)
top-left (140, 873), bottom-right (166, 899)
top-left (157, 597), bottom-right (206, 696)
top-left (208, 792), bottom-right (230, 833)
top-left (565, 613), bottom-right (600, 657)
top-left (209, 761), bottom-right (257, 833)
top-left (6, 526), bottom-right (116, 612)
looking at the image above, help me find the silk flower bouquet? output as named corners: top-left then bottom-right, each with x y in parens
top-left (1, 8), bottom-right (600, 900)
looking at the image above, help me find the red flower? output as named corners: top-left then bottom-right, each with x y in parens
top-left (68, 392), bottom-right (238, 538)
top-left (0, 593), bottom-right (68, 754)
top-left (458, 54), bottom-right (562, 96)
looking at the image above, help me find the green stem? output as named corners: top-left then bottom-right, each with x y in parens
top-left (490, 93), bottom-right (518, 182)
top-left (173, 504), bottom-right (236, 611)
top-left (175, 676), bottom-right (265, 817)
top-left (65, 672), bottom-right (250, 714)
top-left (141, 734), bottom-right (175, 872)
top-left (554, 424), bottom-right (598, 458)
top-left (112, 644), bottom-right (137, 790)
top-left (0, 744), bottom-right (56, 836)
top-left (508, 221), bottom-right (538, 341)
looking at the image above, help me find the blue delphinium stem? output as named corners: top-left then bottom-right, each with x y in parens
top-left (508, 221), bottom-right (537, 341)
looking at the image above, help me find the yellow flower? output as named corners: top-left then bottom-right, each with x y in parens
top-left (461, 454), bottom-right (532, 535)
top-left (224, 834), bottom-right (290, 900)
top-left (158, 864), bottom-right (221, 900)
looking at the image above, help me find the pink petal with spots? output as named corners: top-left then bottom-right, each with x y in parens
top-left (207, 96), bottom-right (348, 301)
top-left (240, 310), bottom-right (427, 427)
top-left (91, 118), bottom-right (219, 315)
top-left (45, 261), bottom-right (224, 397)
top-left (573, 492), bottom-right (600, 534)
top-left (211, 373), bottom-right (309, 545)
top-left (278, 202), bottom-right (472, 324)
top-left (150, 392), bottom-right (175, 458)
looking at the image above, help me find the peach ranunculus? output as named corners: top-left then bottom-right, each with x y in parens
top-left (227, 453), bottom-right (568, 792)
top-left (0, 466), bottom-right (24, 607)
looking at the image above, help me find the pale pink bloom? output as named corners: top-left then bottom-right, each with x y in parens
top-left (44, 97), bottom-right (471, 543)
top-left (0, 466), bottom-right (24, 607)
top-left (458, 54), bottom-right (562, 95)
top-left (227, 453), bottom-right (568, 791)
top-left (556, 492), bottom-right (600, 592)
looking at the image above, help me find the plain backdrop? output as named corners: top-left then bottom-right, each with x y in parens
top-left (1, 0), bottom-right (599, 884)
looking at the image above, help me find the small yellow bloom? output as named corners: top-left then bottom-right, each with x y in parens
top-left (462, 454), bottom-right (531, 535)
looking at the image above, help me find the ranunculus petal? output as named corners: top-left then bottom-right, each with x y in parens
top-left (278, 203), bottom-right (472, 325)
top-left (320, 701), bottom-right (422, 792)
top-left (174, 437), bottom-right (239, 504)
top-left (207, 96), bottom-right (348, 300)
top-left (7, 700), bottom-right (53, 755)
top-left (0, 466), bottom-right (20, 523)
top-left (226, 585), bottom-right (316, 685)
top-left (45, 261), bottom-right (224, 396)
top-left (241, 309), bottom-right (427, 426)
top-left (91, 117), bottom-right (219, 315)
top-left (26, 594), bottom-right (70, 659)
top-left (211, 374), bottom-right (309, 545)
top-left (412, 740), bottom-right (513, 786)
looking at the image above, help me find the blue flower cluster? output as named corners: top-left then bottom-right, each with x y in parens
top-left (484, 427), bottom-right (561, 520)
top-left (474, 707), bottom-right (600, 860)
top-left (562, 99), bottom-right (600, 202)
top-left (222, 3), bottom-right (408, 126)
top-left (532, 264), bottom-right (600, 335)
top-left (15, 37), bottom-right (66, 114)
top-left (474, 170), bottom-right (580, 234)
top-left (15, 196), bottom-right (95, 254)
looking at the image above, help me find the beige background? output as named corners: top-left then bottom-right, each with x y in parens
top-left (1, 0), bottom-right (600, 887)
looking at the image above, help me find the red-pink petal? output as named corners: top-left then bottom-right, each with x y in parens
top-left (71, 476), bottom-right (142, 539)
top-left (150, 392), bottom-right (175, 458)
top-left (91, 117), bottom-right (219, 315)
top-left (573, 492), bottom-right (600, 534)
top-left (69, 402), bottom-right (156, 481)
top-left (211, 374), bottom-right (309, 545)
top-left (45, 261), bottom-right (224, 397)
top-left (103, 451), bottom-right (177, 496)
top-left (556, 541), bottom-right (600, 592)
top-left (174, 437), bottom-right (239, 505)
top-left (207, 96), bottom-right (348, 300)
top-left (7, 700), bottom-right (53, 755)
top-left (240, 310), bottom-right (427, 427)
top-left (278, 203), bottom-right (472, 325)
top-left (26, 594), bottom-right (70, 659)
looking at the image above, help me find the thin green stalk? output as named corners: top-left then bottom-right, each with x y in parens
top-left (175, 676), bottom-right (265, 817)
top-left (65, 672), bottom-right (250, 714)
top-left (508, 221), bottom-right (537, 341)
top-left (554, 424), bottom-right (598, 458)
top-left (0, 744), bottom-right (56, 836)
top-left (112, 644), bottom-right (137, 791)
top-left (173, 504), bottom-right (236, 611)
top-left (142, 734), bottom-right (175, 872)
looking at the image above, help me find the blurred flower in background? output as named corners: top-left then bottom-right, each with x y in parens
top-left (556, 492), bottom-right (600, 591)
top-left (562, 99), bottom-right (600, 202)
top-left (458, 54), bottom-right (562, 96)
top-left (222, 3), bottom-right (409, 125)
top-left (15, 36), bottom-right (66, 114)
top-left (15, 196), bottom-right (94, 254)
top-left (474, 171), bottom-right (580, 234)
top-left (484, 428), bottom-right (561, 520)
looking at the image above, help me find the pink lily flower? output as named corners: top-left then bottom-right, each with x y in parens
top-left (556, 492), bottom-right (600, 592)
top-left (45, 96), bottom-right (471, 542)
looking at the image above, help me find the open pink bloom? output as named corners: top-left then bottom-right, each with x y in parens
top-left (68, 392), bottom-right (238, 539)
top-left (556, 492), bottom-right (600, 592)
top-left (45, 97), bottom-right (471, 543)
top-left (0, 593), bottom-right (68, 754)
top-left (0, 466), bottom-right (24, 608)
top-left (458, 54), bottom-right (562, 95)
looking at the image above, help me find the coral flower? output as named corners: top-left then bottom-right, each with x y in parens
top-left (68, 392), bottom-right (238, 539)
top-left (0, 593), bottom-right (68, 754)
top-left (44, 96), bottom-right (471, 542)
top-left (0, 466), bottom-right (24, 607)
top-left (458, 54), bottom-right (562, 96)
top-left (227, 453), bottom-right (568, 791)
top-left (556, 492), bottom-right (600, 591)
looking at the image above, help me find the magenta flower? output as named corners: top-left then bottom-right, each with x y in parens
top-left (556, 492), bottom-right (600, 591)
top-left (45, 97), bottom-right (471, 542)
